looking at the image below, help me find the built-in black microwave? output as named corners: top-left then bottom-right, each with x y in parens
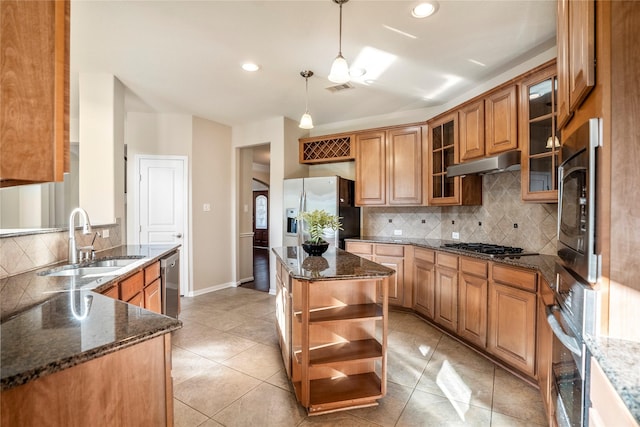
top-left (557, 118), bottom-right (601, 284)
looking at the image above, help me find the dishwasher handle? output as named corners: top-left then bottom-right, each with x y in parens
top-left (161, 251), bottom-right (180, 269)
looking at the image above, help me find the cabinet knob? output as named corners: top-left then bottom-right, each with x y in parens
top-left (174, 233), bottom-right (183, 239)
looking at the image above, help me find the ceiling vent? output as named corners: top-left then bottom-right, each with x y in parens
top-left (325, 82), bottom-right (355, 93)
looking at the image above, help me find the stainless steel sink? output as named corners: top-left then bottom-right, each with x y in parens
top-left (86, 257), bottom-right (143, 268)
top-left (38, 256), bottom-right (145, 278)
top-left (41, 266), bottom-right (123, 277)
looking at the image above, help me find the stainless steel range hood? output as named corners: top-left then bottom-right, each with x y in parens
top-left (446, 150), bottom-right (521, 177)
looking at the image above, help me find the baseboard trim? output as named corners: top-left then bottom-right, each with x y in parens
top-left (239, 276), bottom-right (255, 284)
top-left (186, 282), bottom-right (235, 297)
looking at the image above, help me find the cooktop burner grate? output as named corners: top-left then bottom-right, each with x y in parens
top-left (441, 242), bottom-right (538, 257)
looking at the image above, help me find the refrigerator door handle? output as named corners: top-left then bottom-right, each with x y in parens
top-left (298, 191), bottom-right (305, 245)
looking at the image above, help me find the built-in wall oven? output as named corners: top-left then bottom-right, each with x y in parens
top-left (552, 118), bottom-right (602, 426)
top-left (547, 263), bottom-right (598, 427)
top-left (557, 118), bottom-right (601, 284)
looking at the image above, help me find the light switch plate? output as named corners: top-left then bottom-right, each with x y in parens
top-left (102, 229), bottom-right (110, 238)
top-left (393, 229), bottom-right (402, 236)
top-left (452, 232), bottom-right (460, 239)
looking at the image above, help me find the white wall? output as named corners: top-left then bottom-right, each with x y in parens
top-left (78, 74), bottom-right (125, 227)
top-left (191, 116), bottom-right (233, 292)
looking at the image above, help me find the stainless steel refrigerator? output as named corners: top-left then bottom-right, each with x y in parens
top-left (283, 176), bottom-right (360, 249)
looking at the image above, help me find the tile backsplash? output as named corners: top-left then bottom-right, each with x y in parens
top-left (363, 171), bottom-right (558, 255)
top-left (0, 223), bottom-right (123, 278)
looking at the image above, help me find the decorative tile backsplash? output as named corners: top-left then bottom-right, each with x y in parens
top-left (0, 223), bottom-right (123, 279)
top-left (363, 171), bottom-right (558, 255)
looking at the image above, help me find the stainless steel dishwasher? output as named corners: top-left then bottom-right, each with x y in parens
top-left (160, 251), bottom-right (180, 318)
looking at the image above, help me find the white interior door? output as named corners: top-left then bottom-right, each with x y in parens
top-left (138, 156), bottom-right (188, 296)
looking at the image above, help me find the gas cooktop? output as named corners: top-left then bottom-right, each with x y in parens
top-left (441, 242), bottom-right (538, 258)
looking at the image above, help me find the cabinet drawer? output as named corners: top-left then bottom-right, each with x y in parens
top-left (436, 252), bottom-right (458, 270)
top-left (414, 247), bottom-right (435, 264)
top-left (127, 291), bottom-right (144, 308)
top-left (460, 257), bottom-right (488, 278)
top-left (120, 271), bottom-right (144, 302)
top-left (491, 264), bottom-right (537, 292)
top-left (346, 242), bottom-right (373, 255)
top-left (375, 244), bottom-right (404, 257)
top-left (144, 261), bottom-right (161, 286)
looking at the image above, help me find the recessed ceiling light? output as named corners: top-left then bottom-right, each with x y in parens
top-left (411, 2), bottom-right (438, 18)
top-left (242, 63), bottom-right (260, 72)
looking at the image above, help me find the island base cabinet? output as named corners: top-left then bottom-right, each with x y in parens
top-left (288, 276), bottom-right (388, 415)
top-left (1, 335), bottom-right (174, 427)
top-left (487, 282), bottom-right (536, 376)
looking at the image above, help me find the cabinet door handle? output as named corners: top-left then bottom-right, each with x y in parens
top-left (174, 233), bottom-right (183, 239)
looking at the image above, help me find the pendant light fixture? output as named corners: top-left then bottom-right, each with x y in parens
top-left (328, 0), bottom-right (350, 84)
top-left (299, 70), bottom-right (314, 129)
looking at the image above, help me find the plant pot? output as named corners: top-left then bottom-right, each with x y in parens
top-left (301, 241), bottom-right (330, 256)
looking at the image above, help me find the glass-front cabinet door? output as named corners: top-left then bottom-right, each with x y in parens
top-left (520, 64), bottom-right (561, 202)
top-left (427, 112), bottom-right (461, 205)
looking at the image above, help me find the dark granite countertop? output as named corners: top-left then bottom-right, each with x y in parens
top-left (272, 246), bottom-right (395, 281)
top-left (0, 244), bottom-right (182, 391)
top-left (586, 336), bottom-right (640, 424)
top-left (348, 236), bottom-right (558, 286)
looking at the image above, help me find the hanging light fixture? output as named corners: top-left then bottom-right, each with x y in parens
top-left (328, 0), bottom-right (350, 84)
top-left (299, 70), bottom-right (314, 129)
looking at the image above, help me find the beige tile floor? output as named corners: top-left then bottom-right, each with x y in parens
top-left (172, 287), bottom-right (547, 427)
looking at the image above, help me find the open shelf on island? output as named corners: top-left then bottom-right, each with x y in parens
top-left (294, 304), bottom-right (383, 324)
top-left (294, 339), bottom-right (383, 366)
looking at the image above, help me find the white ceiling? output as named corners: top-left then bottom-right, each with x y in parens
top-left (71, 0), bottom-right (556, 129)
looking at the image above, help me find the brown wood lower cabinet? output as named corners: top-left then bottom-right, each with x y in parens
top-left (100, 261), bottom-right (163, 314)
top-left (144, 278), bottom-right (162, 314)
top-left (434, 252), bottom-right (459, 332)
top-left (458, 257), bottom-right (488, 348)
top-left (537, 276), bottom-right (556, 426)
top-left (346, 242), bottom-right (407, 307)
top-left (487, 282), bottom-right (537, 376)
top-left (413, 248), bottom-right (435, 319)
top-left (1, 335), bottom-right (174, 426)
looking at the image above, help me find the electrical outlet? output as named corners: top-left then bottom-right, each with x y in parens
top-left (102, 229), bottom-right (109, 238)
top-left (452, 231), bottom-right (460, 239)
top-left (203, 203), bottom-right (211, 212)
top-left (393, 229), bottom-right (402, 236)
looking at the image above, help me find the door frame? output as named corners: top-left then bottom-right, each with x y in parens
top-left (133, 154), bottom-right (190, 296)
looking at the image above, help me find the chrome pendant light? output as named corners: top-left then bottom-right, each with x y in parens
top-left (328, 0), bottom-right (350, 84)
top-left (299, 70), bottom-right (314, 129)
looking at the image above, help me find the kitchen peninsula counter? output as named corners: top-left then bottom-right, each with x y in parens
top-left (0, 244), bottom-right (182, 391)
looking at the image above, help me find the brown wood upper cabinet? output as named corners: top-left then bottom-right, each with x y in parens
top-left (355, 125), bottom-right (423, 206)
top-left (556, 0), bottom-right (595, 129)
top-left (459, 85), bottom-right (518, 162)
top-left (0, 0), bottom-right (70, 187)
top-left (427, 113), bottom-right (482, 206)
top-left (519, 62), bottom-right (561, 202)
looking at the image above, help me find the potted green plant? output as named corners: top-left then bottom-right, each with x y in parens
top-left (298, 209), bottom-right (343, 255)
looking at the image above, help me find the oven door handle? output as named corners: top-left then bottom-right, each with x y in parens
top-left (546, 304), bottom-right (582, 356)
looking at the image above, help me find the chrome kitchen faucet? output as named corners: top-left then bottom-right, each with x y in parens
top-left (68, 207), bottom-right (92, 264)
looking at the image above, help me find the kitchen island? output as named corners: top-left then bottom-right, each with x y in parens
top-left (272, 246), bottom-right (395, 415)
top-left (0, 244), bottom-right (182, 426)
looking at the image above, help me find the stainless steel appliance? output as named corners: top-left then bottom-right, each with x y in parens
top-left (547, 262), bottom-right (598, 427)
top-left (441, 242), bottom-right (538, 258)
top-left (283, 176), bottom-right (360, 249)
top-left (557, 118), bottom-right (601, 284)
top-left (160, 251), bottom-right (180, 318)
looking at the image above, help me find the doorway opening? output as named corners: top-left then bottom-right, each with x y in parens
top-left (239, 144), bottom-right (270, 292)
